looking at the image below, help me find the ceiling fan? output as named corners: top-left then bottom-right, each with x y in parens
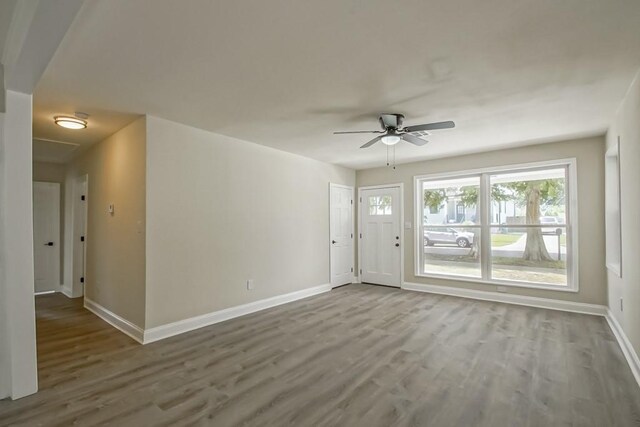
top-left (333, 113), bottom-right (455, 148)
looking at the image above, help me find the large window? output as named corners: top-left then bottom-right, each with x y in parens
top-left (415, 160), bottom-right (577, 291)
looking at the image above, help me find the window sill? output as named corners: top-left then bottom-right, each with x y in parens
top-left (414, 272), bottom-right (579, 293)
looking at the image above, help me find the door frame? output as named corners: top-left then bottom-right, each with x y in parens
top-left (357, 183), bottom-right (404, 287)
top-left (33, 181), bottom-right (61, 294)
top-left (329, 183), bottom-right (355, 288)
top-left (70, 174), bottom-right (88, 298)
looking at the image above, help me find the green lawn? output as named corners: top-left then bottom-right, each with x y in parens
top-left (491, 234), bottom-right (521, 247)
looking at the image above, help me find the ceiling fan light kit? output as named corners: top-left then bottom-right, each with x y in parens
top-left (381, 134), bottom-right (401, 145)
top-left (333, 113), bottom-right (455, 167)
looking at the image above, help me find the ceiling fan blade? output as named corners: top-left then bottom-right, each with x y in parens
top-left (404, 120), bottom-right (455, 133)
top-left (401, 133), bottom-right (428, 146)
top-left (333, 130), bottom-right (382, 134)
top-left (360, 136), bottom-right (382, 148)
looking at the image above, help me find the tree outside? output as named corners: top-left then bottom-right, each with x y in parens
top-left (423, 177), bottom-right (565, 262)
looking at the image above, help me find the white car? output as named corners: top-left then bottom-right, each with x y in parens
top-left (424, 227), bottom-right (474, 248)
top-left (540, 216), bottom-right (563, 235)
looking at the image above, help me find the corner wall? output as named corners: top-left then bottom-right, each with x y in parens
top-left (0, 91), bottom-right (38, 399)
top-left (356, 136), bottom-right (606, 305)
top-left (63, 117), bottom-right (146, 328)
top-left (606, 70), bottom-right (640, 355)
top-left (145, 116), bottom-right (355, 328)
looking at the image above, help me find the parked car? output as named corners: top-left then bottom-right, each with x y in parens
top-left (540, 216), bottom-right (563, 235)
top-left (424, 227), bottom-right (474, 248)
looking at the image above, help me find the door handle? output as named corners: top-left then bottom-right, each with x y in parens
top-left (332, 240), bottom-right (337, 244)
top-left (395, 243), bottom-right (400, 247)
top-left (44, 242), bottom-right (54, 246)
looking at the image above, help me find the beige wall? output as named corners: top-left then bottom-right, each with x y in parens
top-left (63, 117), bottom-right (146, 328)
top-left (33, 161), bottom-right (66, 284)
top-left (356, 136), bottom-right (606, 305)
top-left (145, 116), bottom-right (355, 328)
top-left (606, 70), bottom-right (640, 354)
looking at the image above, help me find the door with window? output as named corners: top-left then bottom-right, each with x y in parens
top-left (33, 182), bottom-right (60, 293)
top-left (330, 184), bottom-right (354, 287)
top-left (360, 186), bottom-right (401, 287)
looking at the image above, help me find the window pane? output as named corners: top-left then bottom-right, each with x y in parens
top-left (367, 195), bottom-right (392, 216)
top-left (490, 227), bottom-right (567, 286)
top-left (423, 227), bottom-right (481, 278)
top-left (490, 168), bottom-right (566, 225)
top-left (422, 176), bottom-right (480, 225)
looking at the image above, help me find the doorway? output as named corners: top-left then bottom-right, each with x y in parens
top-left (33, 182), bottom-right (61, 294)
top-left (330, 183), bottom-right (354, 288)
top-left (71, 174), bottom-right (88, 297)
top-left (358, 184), bottom-right (403, 287)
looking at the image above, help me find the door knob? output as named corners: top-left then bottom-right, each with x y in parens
top-left (395, 243), bottom-right (400, 247)
top-left (332, 240), bottom-right (337, 244)
top-left (44, 242), bottom-right (54, 246)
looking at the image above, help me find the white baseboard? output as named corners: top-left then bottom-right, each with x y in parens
top-left (61, 286), bottom-right (74, 298)
top-left (84, 298), bottom-right (144, 344)
top-left (605, 310), bottom-right (640, 388)
top-left (402, 281), bottom-right (607, 316)
top-left (143, 283), bottom-right (332, 344)
top-left (352, 275), bottom-right (360, 284)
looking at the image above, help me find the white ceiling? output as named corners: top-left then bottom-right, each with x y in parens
top-left (33, 0), bottom-right (640, 169)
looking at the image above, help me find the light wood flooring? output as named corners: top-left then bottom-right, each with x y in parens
top-left (1, 284), bottom-right (640, 426)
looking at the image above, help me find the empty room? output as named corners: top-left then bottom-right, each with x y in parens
top-left (1, 0), bottom-right (640, 426)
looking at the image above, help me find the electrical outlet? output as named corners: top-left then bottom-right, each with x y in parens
top-left (247, 279), bottom-right (254, 290)
top-left (496, 286), bottom-right (507, 293)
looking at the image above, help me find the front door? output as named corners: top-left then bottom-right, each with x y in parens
top-left (33, 182), bottom-right (60, 293)
top-left (360, 186), bottom-right (401, 287)
top-left (330, 184), bottom-right (354, 287)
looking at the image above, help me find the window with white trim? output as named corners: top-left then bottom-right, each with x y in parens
top-left (415, 160), bottom-right (577, 291)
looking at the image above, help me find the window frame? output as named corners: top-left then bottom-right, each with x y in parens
top-left (413, 158), bottom-right (579, 292)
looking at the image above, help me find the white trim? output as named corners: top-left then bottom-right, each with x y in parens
top-left (70, 174), bottom-right (88, 298)
top-left (402, 281), bottom-right (606, 316)
top-left (61, 286), bottom-right (74, 298)
top-left (605, 310), bottom-right (640, 388)
top-left (143, 284), bottom-right (332, 344)
top-left (84, 298), bottom-right (144, 344)
top-left (357, 183), bottom-right (404, 288)
top-left (605, 140), bottom-right (622, 277)
top-left (352, 275), bottom-right (360, 283)
top-left (412, 272), bottom-right (578, 293)
top-left (413, 158), bottom-right (579, 292)
top-left (413, 157), bottom-right (579, 181)
top-left (34, 290), bottom-right (56, 296)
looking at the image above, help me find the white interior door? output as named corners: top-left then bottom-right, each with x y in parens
top-left (330, 184), bottom-right (354, 287)
top-left (360, 186), bottom-right (401, 287)
top-left (33, 182), bottom-right (60, 293)
top-left (72, 175), bottom-right (88, 297)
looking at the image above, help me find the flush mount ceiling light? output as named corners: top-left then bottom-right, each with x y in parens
top-left (54, 113), bottom-right (88, 130)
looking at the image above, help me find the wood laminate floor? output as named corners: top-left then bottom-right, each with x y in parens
top-left (1, 284), bottom-right (639, 426)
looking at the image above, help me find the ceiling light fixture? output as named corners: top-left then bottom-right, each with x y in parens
top-left (54, 115), bottom-right (87, 130)
top-left (381, 134), bottom-right (400, 145)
